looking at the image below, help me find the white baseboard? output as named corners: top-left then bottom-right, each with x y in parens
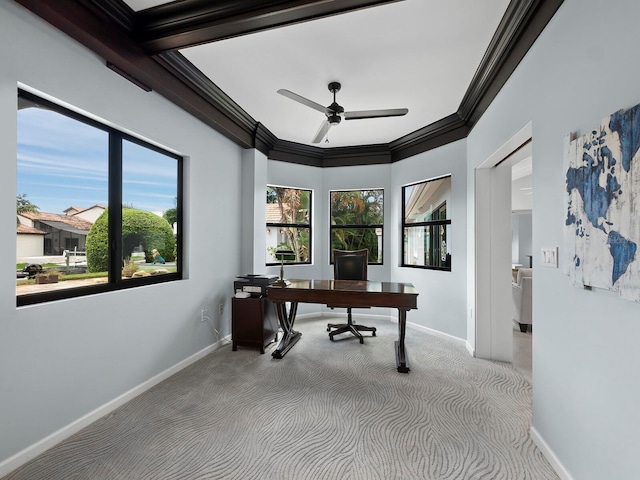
top-left (404, 319), bottom-right (468, 350)
top-left (530, 426), bottom-right (574, 480)
top-left (465, 341), bottom-right (475, 357)
top-left (0, 335), bottom-right (231, 478)
top-left (311, 311), bottom-right (469, 350)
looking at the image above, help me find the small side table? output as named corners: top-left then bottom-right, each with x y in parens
top-left (231, 297), bottom-right (278, 354)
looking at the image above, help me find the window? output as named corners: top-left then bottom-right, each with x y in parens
top-left (330, 189), bottom-right (383, 264)
top-left (402, 176), bottom-right (451, 270)
top-left (16, 90), bottom-right (182, 306)
top-left (266, 186), bottom-right (311, 265)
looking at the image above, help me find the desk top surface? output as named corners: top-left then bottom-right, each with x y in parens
top-left (271, 279), bottom-right (417, 294)
top-left (266, 279), bottom-right (418, 309)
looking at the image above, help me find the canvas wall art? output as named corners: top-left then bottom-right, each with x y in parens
top-left (564, 103), bottom-right (640, 302)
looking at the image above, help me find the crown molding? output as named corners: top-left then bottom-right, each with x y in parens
top-left (390, 113), bottom-right (469, 162)
top-left (134, 0), bottom-right (403, 54)
top-left (268, 140), bottom-right (324, 167)
top-left (254, 122), bottom-right (279, 156)
top-left (154, 51), bottom-right (257, 133)
top-left (15, 0), bottom-right (564, 168)
top-left (458, 0), bottom-right (564, 127)
top-left (15, 0), bottom-right (256, 148)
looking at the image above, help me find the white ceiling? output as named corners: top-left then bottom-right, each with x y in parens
top-left (124, 0), bottom-right (510, 148)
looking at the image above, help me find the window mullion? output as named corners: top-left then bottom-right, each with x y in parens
top-left (109, 133), bottom-right (123, 283)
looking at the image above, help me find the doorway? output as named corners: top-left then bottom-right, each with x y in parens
top-left (474, 122), bottom-right (532, 363)
top-left (511, 157), bottom-right (533, 382)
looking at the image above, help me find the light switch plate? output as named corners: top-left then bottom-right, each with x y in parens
top-left (541, 247), bottom-right (558, 268)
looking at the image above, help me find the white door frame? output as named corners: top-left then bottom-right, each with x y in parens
top-left (474, 122), bottom-right (532, 361)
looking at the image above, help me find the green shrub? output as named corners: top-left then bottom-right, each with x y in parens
top-left (122, 259), bottom-right (139, 278)
top-left (86, 208), bottom-right (176, 273)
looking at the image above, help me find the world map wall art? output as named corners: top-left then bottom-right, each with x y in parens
top-left (564, 103), bottom-right (640, 303)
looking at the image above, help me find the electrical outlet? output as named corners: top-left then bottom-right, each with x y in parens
top-left (201, 306), bottom-right (208, 322)
top-left (218, 302), bottom-right (224, 316)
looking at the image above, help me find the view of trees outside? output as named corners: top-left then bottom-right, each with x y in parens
top-left (330, 189), bottom-right (383, 263)
top-left (16, 91), bottom-right (180, 299)
top-left (16, 193), bottom-right (38, 224)
top-left (266, 186), bottom-right (311, 263)
top-left (86, 208), bottom-right (176, 273)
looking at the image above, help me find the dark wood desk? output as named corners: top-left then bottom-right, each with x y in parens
top-left (266, 279), bottom-right (418, 373)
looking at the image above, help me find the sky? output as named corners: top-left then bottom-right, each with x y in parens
top-left (17, 107), bottom-right (177, 215)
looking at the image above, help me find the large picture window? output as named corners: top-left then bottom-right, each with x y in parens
top-left (330, 189), bottom-right (383, 264)
top-left (266, 186), bottom-right (311, 265)
top-left (402, 176), bottom-right (451, 270)
top-left (16, 90), bottom-right (182, 306)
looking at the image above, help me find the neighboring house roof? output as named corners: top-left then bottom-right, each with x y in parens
top-left (38, 220), bottom-right (90, 235)
top-left (266, 203), bottom-right (289, 223)
top-left (70, 204), bottom-right (106, 216)
top-left (63, 206), bottom-right (83, 215)
top-left (20, 211), bottom-right (93, 232)
top-left (16, 224), bottom-right (46, 235)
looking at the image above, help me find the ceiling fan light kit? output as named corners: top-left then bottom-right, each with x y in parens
top-left (277, 82), bottom-right (408, 143)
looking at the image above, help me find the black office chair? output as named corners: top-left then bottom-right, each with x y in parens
top-left (327, 249), bottom-right (376, 344)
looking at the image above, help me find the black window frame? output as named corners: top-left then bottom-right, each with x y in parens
top-left (265, 185), bottom-right (312, 266)
top-left (401, 175), bottom-right (452, 271)
top-left (329, 189), bottom-right (384, 265)
top-left (17, 89), bottom-right (183, 307)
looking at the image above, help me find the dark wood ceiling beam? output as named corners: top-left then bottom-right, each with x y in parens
top-left (135, 0), bottom-right (403, 54)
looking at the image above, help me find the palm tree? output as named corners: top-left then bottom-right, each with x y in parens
top-left (330, 190), bottom-right (383, 261)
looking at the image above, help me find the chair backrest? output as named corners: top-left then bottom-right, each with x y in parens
top-left (333, 249), bottom-right (368, 281)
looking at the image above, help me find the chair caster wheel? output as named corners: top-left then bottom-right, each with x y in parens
top-left (359, 338), bottom-right (364, 344)
top-left (372, 332), bottom-right (376, 337)
top-left (327, 327), bottom-right (330, 332)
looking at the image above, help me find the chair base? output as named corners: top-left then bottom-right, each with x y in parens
top-left (327, 315), bottom-right (376, 344)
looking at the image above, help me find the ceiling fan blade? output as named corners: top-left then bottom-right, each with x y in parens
top-left (277, 89), bottom-right (330, 115)
top-left (344, 108), bottom-right (408, 120)
top-left (312, 120), bottom-right (332, 143)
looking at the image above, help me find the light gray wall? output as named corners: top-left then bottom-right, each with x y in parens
top-left (241, 149), bottom-right (269, 274)
top-left (0, 2), bottom-right (243, 463)
top-left (512, 212), bottom-right (532, 266)
top-left (391, 141), bottom-right (468, 340)
top-left (467, 0), bottom-right (640, 477)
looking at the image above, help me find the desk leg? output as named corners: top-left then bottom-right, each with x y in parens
top-left (272, 301), bottom-right (301, 359)
top-left (395, 308), bottom-right (410, 373)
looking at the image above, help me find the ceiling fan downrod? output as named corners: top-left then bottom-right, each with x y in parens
top-left (327, 82), bottom-right (343, 125)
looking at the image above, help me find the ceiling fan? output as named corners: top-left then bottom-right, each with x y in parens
top-left (277, 82), bottom-right (408, 143)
